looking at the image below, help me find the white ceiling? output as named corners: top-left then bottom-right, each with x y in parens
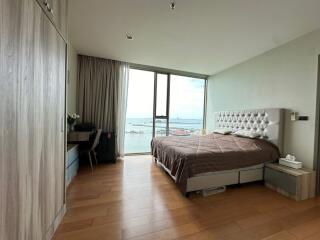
top-left (68, 0), bottom-right (320, 75)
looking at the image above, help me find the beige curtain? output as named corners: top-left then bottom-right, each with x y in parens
top-left (115, 63), bottom-right (129, 157)
top-left (77, 55), bottom-right (129, 156)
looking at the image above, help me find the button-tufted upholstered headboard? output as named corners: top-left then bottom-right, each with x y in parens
top-left (214, 108), bottom-right (284, 153)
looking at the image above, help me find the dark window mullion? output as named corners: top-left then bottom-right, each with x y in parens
top-left (166, 74), bottom-right (170, 136)
top-left (152, 72), bottom-right (157, 138)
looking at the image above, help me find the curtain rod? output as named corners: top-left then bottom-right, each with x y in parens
top-left (129, 63), bottom-right (209, 79)
top-left (77, 54), bottom-right (209, 79)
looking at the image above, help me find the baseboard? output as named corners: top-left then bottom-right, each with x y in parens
top-left (44, 204), bottom-right (66, 240)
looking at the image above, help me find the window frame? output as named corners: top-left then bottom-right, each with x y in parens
top-left (125, 64), bottom-right (208, 155)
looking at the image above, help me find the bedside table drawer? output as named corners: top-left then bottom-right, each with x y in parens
top-left (265, 167), bottom-right (297, 195)
top-left (265, 163), bottom-right (315, 201)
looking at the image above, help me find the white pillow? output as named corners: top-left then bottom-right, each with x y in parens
top-left (233, 130), bottom-right (261, 139)
top-left (213, 128), bottom-right (232, 135)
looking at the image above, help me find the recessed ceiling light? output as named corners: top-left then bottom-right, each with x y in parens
top-left (126, 34), bottom-right (133, 40)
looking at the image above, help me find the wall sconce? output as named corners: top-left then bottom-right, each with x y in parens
top-left (291, 112), bottom-right (298, 121)
top-left (291, 111), bottom-right (309, 121)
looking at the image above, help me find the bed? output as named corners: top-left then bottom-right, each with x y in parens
top-left (151, 108), bottom-right (284, 195)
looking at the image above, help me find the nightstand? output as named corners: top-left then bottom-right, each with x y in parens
top-left (264, 163), bottom-right (316, 201)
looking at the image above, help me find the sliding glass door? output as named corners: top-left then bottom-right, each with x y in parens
top-left (125, 69), bottom-right (206, 154)
top-left (125, 69), bottom-right (154, 153)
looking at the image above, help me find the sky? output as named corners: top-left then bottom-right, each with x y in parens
top-left (126, 69), bottom-right (205, 119)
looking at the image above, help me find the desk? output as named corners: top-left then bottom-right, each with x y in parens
top-left (67, 131), bottom-right (93, 143)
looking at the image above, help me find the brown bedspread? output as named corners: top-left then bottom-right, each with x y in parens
top-left (151, 133), bottom-right (280, 194)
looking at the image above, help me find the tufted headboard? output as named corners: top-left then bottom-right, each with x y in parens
top-left (214, 108), bottom-right (284, 152)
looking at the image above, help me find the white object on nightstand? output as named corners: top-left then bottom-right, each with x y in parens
top-left (279, 154), bottom-right (302, 169)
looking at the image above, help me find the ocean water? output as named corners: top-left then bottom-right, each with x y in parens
top-left (124, 118), bottom-right (203, 153)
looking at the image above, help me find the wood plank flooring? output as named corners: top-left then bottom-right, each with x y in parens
top-left (53, 155), bottom-right (320, 240)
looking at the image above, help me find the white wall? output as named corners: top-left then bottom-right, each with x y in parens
top-left (207, 29), bottom-right (320, 169)
top-left (67, 44), bottom-right (78, 115)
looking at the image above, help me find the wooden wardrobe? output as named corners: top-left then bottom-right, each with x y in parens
top-left (0, 0), bottom-right (67, 239)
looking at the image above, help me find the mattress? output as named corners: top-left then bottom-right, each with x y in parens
top-left (151, 133), bottom-right (280, 194)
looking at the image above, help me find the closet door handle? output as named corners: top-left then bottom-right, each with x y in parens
top-left (61, 117), bottom-right (64, 133)
top-left (47, 4), bottom-right (53, 13)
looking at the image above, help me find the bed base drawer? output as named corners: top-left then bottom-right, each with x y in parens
top-left (187, 172), bottom-right (238, 192)
top-left (186, 167), bottom-right (264, 192)
top-left (240, 168), bottom-right (264, 183)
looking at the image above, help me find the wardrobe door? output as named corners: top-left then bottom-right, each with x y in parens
top-left (1, 0), bottom-right (45, 239)
top-left (0, 0), bottom-right (21, 238)
top-left (0, 0), bottom-right (65, 239)
top-left (40, 3), bottom-right (66, 237)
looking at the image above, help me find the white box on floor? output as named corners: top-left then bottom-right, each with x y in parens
top-left (202, 186), bottom-right (226, 197)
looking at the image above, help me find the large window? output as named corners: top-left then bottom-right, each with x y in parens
top-left (124, 69), bottom-right (206, 154)
top-left (169, 75), bottom-right (205, 136)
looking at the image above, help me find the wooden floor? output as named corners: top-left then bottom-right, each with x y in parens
top-left (53, 155), bottom-right (320, 240)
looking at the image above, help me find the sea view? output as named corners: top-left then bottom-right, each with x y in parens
top-left (124, 118), bottom-right (203, 153)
